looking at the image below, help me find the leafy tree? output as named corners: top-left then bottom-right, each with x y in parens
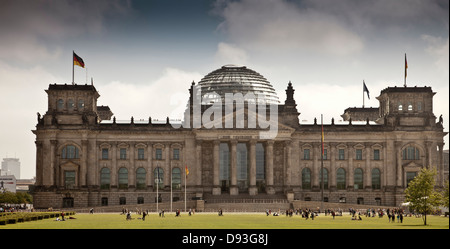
top-left (404, 167), bottom-right (442, 225)
top-left (443, 180), bottom-right (449, 211)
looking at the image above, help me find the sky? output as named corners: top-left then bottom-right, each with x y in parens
top-left (0, 0), bottom-right (448, 179)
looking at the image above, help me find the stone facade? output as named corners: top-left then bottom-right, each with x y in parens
top-left (32, 69), bottom-right (447, 209)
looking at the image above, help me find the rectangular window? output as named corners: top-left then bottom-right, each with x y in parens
top-left (338, 149), bottom-right (345, 160)
top-left (406, 172), bottom-right (417, 187)
top-left (138, 148), bottom-right (145, 160)
top-left (156, 148), bottom-right (162, 160)
top-left (102, 148), bottom-right (109, 160)
top-left (374, 149), bottom-right (380, 160)
top-left (120, 148), bottom-right (127, 160)
top-left (356, 149), bottom-right (362, 160)
top-left (64, 171), bottom-right (76, 189)
top-left (323, 149), bottom-right (328, 160)
top-left (303, 149), bottom-right (310, 160)
top-left (173, 148), bottom-right (180, 160)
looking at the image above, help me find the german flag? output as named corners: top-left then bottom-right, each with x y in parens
top-left (73, 52), bottom-right (85, 68)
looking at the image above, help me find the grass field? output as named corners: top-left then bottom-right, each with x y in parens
top-left (2, 212), bottom-right (448, 229)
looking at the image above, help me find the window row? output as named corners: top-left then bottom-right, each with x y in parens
top-left (302, 149), bottom-right (382, 160)
top-left (397, 101), bottom-right (423, 112)
top-left (101, 148), bottom-right (180, 160)
top-left (301, 168), bottom-right (382, 190)
top-left (59, 145), bottom-right (181, 160)
top-left (57, 98), bottom-right (85, 111)
top-left (99, 167), bottom-right (182, 190)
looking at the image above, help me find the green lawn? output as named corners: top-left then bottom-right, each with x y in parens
top-left (2, 212), bottom-right (448, 229)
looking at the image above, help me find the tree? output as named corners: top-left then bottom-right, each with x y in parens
top-left (404, 167), bottom-right (442, 225)
top-left (443, 180), bottom-right (449, 211)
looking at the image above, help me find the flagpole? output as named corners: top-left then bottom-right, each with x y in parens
top-left (320, 114), bottom-right (324, 212)
top-left (72, 51), bottom-right (74, 85)
top-left (362, 81), bottom-right (365, 108)
top-left (184, 166), bottom-right (187, 212)
top-left (170, 168), bottom-right (173, 213)
top-left (156, 165), bottom-right (159, 213)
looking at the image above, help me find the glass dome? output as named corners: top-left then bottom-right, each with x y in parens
top-left (197, 65), bottom-right (279, 104)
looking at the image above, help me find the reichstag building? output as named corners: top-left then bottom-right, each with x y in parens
top-left (33, 65), bottom-right (447, 209)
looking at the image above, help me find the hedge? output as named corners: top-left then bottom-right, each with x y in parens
top-left (0, 211), bottom-right (75, 226)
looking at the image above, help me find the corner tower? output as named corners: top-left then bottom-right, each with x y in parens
top-left (38, 84), bottom-right (100, 127)
top-left (376, 86), bottom-right (440, 128)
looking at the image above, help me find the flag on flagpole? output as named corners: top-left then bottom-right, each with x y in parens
top-left (363, 81), bottom-right (370, 99)
top-left (185, 165), bottom-right (189, 176)
top-left (73, 52), bottom-right (85, 68)
top-left (404, 53), bottom-right (408, 87)
top-left (405, 53), bottom-right (408, 78)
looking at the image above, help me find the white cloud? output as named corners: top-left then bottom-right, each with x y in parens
top-left (214, 42), bottom-right (249, 65)
top-left (422, 35), bottom-right (450, 78)
top-left (0, 60), bottom-right (61, 179)
top-left (98, 67), bottom-right (203, 120)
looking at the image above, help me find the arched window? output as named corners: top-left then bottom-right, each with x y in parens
top-left (172, 167), bottom-right (181, 190)
top-left (118, 168), bottom-right (128, 189)
top-left (154, 167), bottom-right (164, 190)
top-left (372, 168), bottom-right (381, 190)
top-left (354, 168), bottom-right (363, 190)
top-left (319, 168), bottom-right (328, 190)
top-left (61, 145), bottom-right (79, 159)
top-left (57, 99), bottom-right (64, 111)
top-left (136, 168), bottom-right (146, 189)
top-left (67, 99), bottom-right (74, 110)
top-left (302, 168), bottom-right (311, 190)
top-left (78, 99), bottom-right (85, 110)
top-left (403, 146), bottom-right (420, 160)
top-left (100, 168), bottom-right (110, 189)
top-left (336, 168), bottom-right (346, 190)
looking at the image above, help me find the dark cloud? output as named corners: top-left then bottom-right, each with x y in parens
top-left (0, 0), bottom-right (131, 62)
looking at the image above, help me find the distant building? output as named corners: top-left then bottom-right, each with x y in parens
top-left (1, 158), bottom-right (20, 179)
top-left (0, 175), bottom-right (16, 193)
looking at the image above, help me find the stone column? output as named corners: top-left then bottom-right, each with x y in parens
top-left (348, 144), bottom-right (354, 188)
top-left (284, 140), bottom-right (292, 189)
top-left (312, 142), bottom-right (320, 189)
top-left (249, 140), bottom-right (257, 195)
top-left (35, 141), bottom-right (43, 186)
top-left (330, 142), bottom-right (336, 190)
top-left (196, 140), bottom-right (202, 187)
top-left (230, 140), bottom-right (238, 195)
top-left (212, 140), bottom-right (221, 195)
top-left (111, 142), bottom-right (117, 188)
top-left (426, 141), bottom-right (433, 168)
top-left (50, 140), bottom-right (57, 187)
top-left (265, 141), bottom-right (275, 194)
top-left (80, 140), bottom-right (88, 187)
top-left (49, 140), bottom-right (57, 186)
top-left (438, 142), bottom-right (444, 186)
top-left (365, 143), bottom-right (371, 189)
top-left (147, 143), bottom-right (153, 188)
top-left (87, 139), bottom-right (96, 187)
top-left (395, 141), bottom-right (403, 188)
top-left (129, 142), bottom-right (136, 188)
top-left (164, 143), bottom-right (170, 189)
